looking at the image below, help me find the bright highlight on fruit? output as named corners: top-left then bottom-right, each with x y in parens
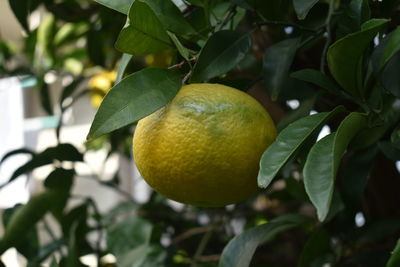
top-left (133, 83), bottom-right (277, 207)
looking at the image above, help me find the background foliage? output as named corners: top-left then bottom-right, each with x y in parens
top-left (1, 0), bottom-right (400, 266)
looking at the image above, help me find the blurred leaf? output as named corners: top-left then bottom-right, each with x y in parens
top-left (341, 146), bottom-right (378, 210)
top-left (378, 141), bottom-right (400, 161)
top-left (387, 239), bottom-right (400, 267)
top-left (94, 0), bottom-right (134, 14)
top-left (54, 22), bottom-right (89, 47)
top-left (39, 81), bottom-right (53, 115)
top-left (50, 257), bottom-right (58, 267)
top-left (219, 214), bottom-right (309, 267)
top-left (258, 106), bottom-right (345, 188)
top-left (36, 14), bottom-right (56, 66)
top-left (299, 229), bottom-right (331, 267)
top-left (116, 54), bottom-right (133, 84)
top-left (293, 0), bottom-right (319, 20)
top-left (246, 0), bottom-right (292, 21)
top-left (191, 30), bottom-right (252, 82)
top-left (60, 77), bottom-right (85, 107)
top-left (119, 244), bottom-right (152, 267)
top-left (303, 112), bottom-right (367, 221)
top-left (336, 0), bottom-right (370, 39)
top-left (0, 191), bottom-right (57, 254)
top-left (7, 0), bottom-right (39, 33)
top-left (263, 38), bottom-right (300, 100)
top-left (327, 18), bottom-right (389, 97)
top-left (142, 0), bottom-right (195, 35)
top-left (27, 240), bottom-right (64, 267)
top-left (0, 260), bottom-right (4, 267)
top-left (380, 53), bottom-right (400, 97)
top-left (290, 68), bottom-right (340, 95)
top-left (277, 96), bottom-right (317, 131)
top-left (107, 217), bottom-right (153, 257)
top-left (87, 30), bottom-right (105, 66)
top-left (115, 1), bottom-right (172, 55)
top-left (87, 68), bottom-right (182, 139)
top-left (391, 125), bottom-right (400, 149)
top-left (0, 148), bottom-right (35, 165)
top-left (1, 143), bottom-right (82, 187)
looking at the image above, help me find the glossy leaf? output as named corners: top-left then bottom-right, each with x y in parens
top-left (381, 53), bottom-right (400, 97)
top-left (263, 38), bottom-right (300, 100)
top-left (2, 144), bottom-right (82, 186)
top-left (142, 0), bottom-right (195, 35)
top-left (293, 0), bottom-right (319, 20)
top-left (303, 112), bottom-right (367, 221)
top-left (387, 239), bottom-right (400, 267)
top-left (327, 19), bottom-right (389, 97)
top-left (167, 32), bottom-right (190, 61)
top-left (290, 69), bottom-right (340, 95)
top-left (258, 106), bottom-right (345, 188)
top-left (380, 27), bottom-right (400, 69)
top-left (191, 30), bottom-right (252, 82)
top-left (94, 0), bottom-right (134, 14)
top-left (0, 191), bottom-right (57, 254)
top-left (87, 68), bottom-right (181, 139)
top-left (219, 214), bottom-right (309, 267)
top-left (116, 53), bottom-right (133, 84)
top-left (299, 229), bottom-right (332, 267)
top-left (115, 1), bottom-right (172, 55)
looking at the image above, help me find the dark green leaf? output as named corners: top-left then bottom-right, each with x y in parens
top-left (107, 217), bottom-right (153, 257)
top-left (116, 54), bottom-right (133, 84)
top-left (378, 141), bottom-right (400, 161)
top-left (293, 0), bottom-right (319, 20)
top-left (0, 148), bottom-right (35, 165)
top-left (219, 214), bottom-right (309, 267)
top-left (258, 106), bottom-right (345, 188)
top-left (191, 30), bottom-right (252, 82)
top-left (27, 240), bottom-right (64, 266)
top-left (50, 257), bottom-right (58, 267)
top-left (290, 69), bottom-right (340, 95)
top-left (263, 38), bottom-right (300, 100)
top-left (40, 82), bottom-right (53, 115)
top-left (142, 0), bottom-right (195, 35)
top-left (115, 1), bottom-right (172, 55)
top-left (299, 229), bottom-right (331, 267)
top-left (94, 0), bottom-right (134, 14)
top-left (277, 96), bottom-right (317, 131)
top-left (246, 0), bottom-right (292, 21)
top-left (380, 53), bottom-right (400, 97)
top-left (387, 239), bottom-right (400, 267)
top-left (327, 18), bottom-right (389, 97)
top-left (1, 143), bottom-right (82, 187)
top-left (7, 0), bottom-right (39, 33)
top-left (167, 32), bottom-right (190, 61)
top-left (44, 168), bottom-right (74, 191)
top-left (0, 191), bottom-right (57, 254)
top-left (87, 30), bottom-right (105, 67)
top-left (303, 112), bottom-right (367, 221)
top-left (60, 77), bottom-right (85, 107)
top-left (341, 146), bottom-right (378, 210)
top-left (87, 68), bottom-right (182, 139)
top-left (336, 0), bottom-right (370, 39)
top-left (391, 125), bottom-right (400, 149)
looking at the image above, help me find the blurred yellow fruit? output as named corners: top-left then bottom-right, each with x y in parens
top-left (144, 50), bottom-right (173, 68)
top-left (133, 83), bottom-right (277, 207)
top-left (88, 71), bottom-right (117, 108)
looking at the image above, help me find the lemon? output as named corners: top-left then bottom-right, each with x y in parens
top-left (88, 71), bottom-right (117, 108)
top-left (133, 83), bottom-right (276, 207)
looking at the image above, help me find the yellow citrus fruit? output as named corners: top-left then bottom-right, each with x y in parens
top-left (88, 71), bottom-right (117, 108)
top-left (133, 83), bottom-right (277, 207)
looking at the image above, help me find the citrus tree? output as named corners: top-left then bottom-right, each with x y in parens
top-left (1, 0), bottom-right (400, 266)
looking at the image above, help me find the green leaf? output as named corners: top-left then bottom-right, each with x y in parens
top-left (0, 191), bottom-right (57, 254)
top-left (219, 214), bottom-right (309, 267)
top-left (1, 143), bottom-right (82, 187)
top-left (39, 80), bottom-right (53, 115)
top-left (116, 54), bottom-right (133, 84)
top-left (391, 124), bottom-right (400, 149)
top-left (290, 69), bottom-right (340, 95)
top-left (87, 30), bottom-right (105, 66)
top-left (141, 0), bottom-right (195, 35)
top-left (263, 38), bottom-right (300, 100)
top-left (293, 0), bottom-right (320, 20)
top-left (94, 0), bottom-right (134, 14)
top-left (380, 52), bottom-right (400, 97)
top-left (60, 77), bottom-right (85, 107)
top-left (7, 0), bottom-right (40, 33)
top-left (191, 30), bottom-right (252, 82)
top-left (245, 0), bottom-right (292, 21)
top-left (327, 18), bottom-right (389, 97)
top-left (87, 68), bottom-right (182, 139)
top-left (115, 1), bottom-right (172, 55)
top-left (27, 240), bottom-right (64, 266)
top-left (378, 141), bottom-right (400, 161)
top-left (107, 217), bottom-right (153, 257)
top-left (336, 0), bottom-right (371, 39)
top-left (258, 106), bottom-right (345, 188)
top-left (303, 112), bottom-right (367, 221)
top-left (299, 229), bottom-right (332, 267)
top-left (387, 239), bottom-right (400, 267)
top-left (167, 32), bottom-right (190, 61)
top-left (277, 96), bottom-right (317, 131)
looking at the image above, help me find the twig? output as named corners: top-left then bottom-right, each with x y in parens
top-left (168, 57), bottom-right (197, 70)
top-left (182, 71), bottom-right (192, 85)
top-left (172, 225), bottom-right (215, 244)
top-left (190, 227), bottom-right (213, 267)
top-left (320, 0), bottom-right (336, 73)
top-left (215, 4), bottom-right (237, 32)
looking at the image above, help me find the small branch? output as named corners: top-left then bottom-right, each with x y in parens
top-left (168, 57), bottom-right (197, 70)
top-left (320, 0), bottom-right (336, 73)
top-left (190, 227), bottom-right (213, 267)
top-left (172, 225), bottom-right (215, 244)
top-left (182, 71), bottom-right (192, 85)
top-left (215, 5), bottom-right (237, 32)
